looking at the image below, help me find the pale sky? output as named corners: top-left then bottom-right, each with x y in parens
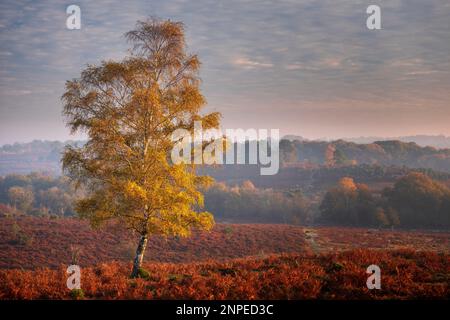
top-left (1, 0), bottom-right (450, 144)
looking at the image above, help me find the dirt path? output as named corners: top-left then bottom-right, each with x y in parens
top-left (303, 229), bottom-right (322, 254)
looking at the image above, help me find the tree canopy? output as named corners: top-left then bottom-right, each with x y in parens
top-left (61, 18), bottom-right (220, 277)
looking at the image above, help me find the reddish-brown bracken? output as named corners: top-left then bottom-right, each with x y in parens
top-left (0, 250), bottom-right (448, 299)
top-left (0, 217), bottom-right (448, 299)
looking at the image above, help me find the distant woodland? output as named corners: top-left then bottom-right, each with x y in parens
top-left (1, 170), bottom-right (449, 229)
top-left (2, 138), bottom-right (450, 175)
top-left (1, 138), bottom-right (450, 229)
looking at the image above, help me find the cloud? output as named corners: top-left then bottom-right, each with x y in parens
top-left (0, 0), bottom-right (450, 143)
top-left (4, 89), bottom-right (33, 96)
top-left (405, 70), bottom-right (441, 76)
top-left (232, 57), bottom-right (273, 69)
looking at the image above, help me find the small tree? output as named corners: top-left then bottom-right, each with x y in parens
top-left (375, 207), bottom-right (389, 228)
top-left (8, 186), bottom-right (34, 213)
top-left (62, 18), bottom-right (220, 277)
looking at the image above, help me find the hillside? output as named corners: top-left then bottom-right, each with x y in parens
top-left (0, 216), bottom-right (449, 300)
top-left (200, 163), bottom-right (450, 191)
top-left (0, 140), bottom-right (82, 175)
top-left (280, 139), bottom-right (450, 172)
top-left (345, 135), bottom-right (450, 149)
top-left (284, 135), bottom-right (450, 149)
top-left (0, 216), bottom-right (448, 270)
top-left (2, 139), bottom-right (450, 180)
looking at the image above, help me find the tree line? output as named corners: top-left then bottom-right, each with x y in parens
top-left (1, 171), bottom-right (449, 229)
top-left (203, 180), bottom-right (310, 224)
top-left (319, 172), bottom-right (450, 229)
top-left (0, 173), bottom-right (78, 217)
top-left (0, 173), bottom-right (310, 225)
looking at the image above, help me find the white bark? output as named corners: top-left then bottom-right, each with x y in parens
top-left (131, 234), bottom-right (148, 278)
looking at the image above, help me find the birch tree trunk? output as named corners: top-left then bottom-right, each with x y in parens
top-left (130, 234), bottom-right (148, 278)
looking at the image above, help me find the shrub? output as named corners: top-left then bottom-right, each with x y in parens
top-left (10, 223), bottom-right (34, 246)
top-left (224, 226), bottom-right (233, 234)
top-left (0, 250), bottom-right (448, 299)
top-left (136, 267), bottom-right (151, 280)
top-left (70, 288), bottom-right (85, 300)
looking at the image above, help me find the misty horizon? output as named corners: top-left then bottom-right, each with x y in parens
top-left (3, 133), bottom-right (450, 148)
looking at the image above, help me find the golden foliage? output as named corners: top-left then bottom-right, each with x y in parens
top-left (61, 19), bottom-right (219, 241)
